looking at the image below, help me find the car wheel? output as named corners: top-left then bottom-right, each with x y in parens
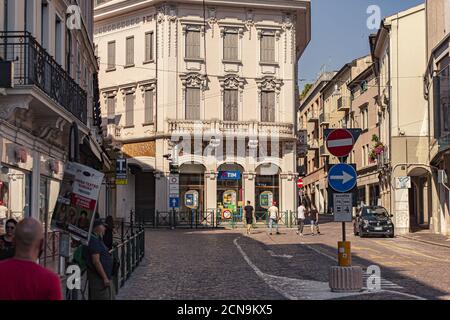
top-left (389, 232), bottom-right (395, 238)
top-left (359, 227), bottom-right (365, 238)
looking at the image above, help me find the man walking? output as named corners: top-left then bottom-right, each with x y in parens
top-left (86, 219), bottom-right (115, 300)
top-left (244, 201), bottom-right (254, 235)
top-left (296, 202), bottom-right (306, 236)
top-left (0, 218), bottom-right (63, 300)
top-left (310, 205), bottom-right (320, 236)
top-left (268, 201), bottom-right (280, 235)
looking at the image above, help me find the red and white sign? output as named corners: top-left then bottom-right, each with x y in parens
top-left (297, 179), bottom-right (304, 188)
top-left (326, 129), bottom-right (354, 158)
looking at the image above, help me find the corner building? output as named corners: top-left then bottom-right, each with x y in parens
top-left (94, 0), bottom-right (311, 222)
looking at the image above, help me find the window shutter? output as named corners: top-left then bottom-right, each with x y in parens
top-left (145, 33), bottom-right (153, 61)
top-left (261, 35), bottom-right (275, 62)
top-left (186, 88), bottom-right (200, 120)
top-left (107, 41), bottom-right (115, 69)
top-left (126, 37), bottom-right (134, 65)
top-left (145, 90), bottom-right (154, 123)
top-left (224, 33), bottom-right (238, 60)
top-left (125, 93), bottom-right (134, 126)
top-left (268, 91), bottom-right (275, 122)
top-left (261, 92), bottom-right (267, 122)
top-left (107, 97), bottom-right (115, 121)
top-left (186, 30), bottom-right (200, 59)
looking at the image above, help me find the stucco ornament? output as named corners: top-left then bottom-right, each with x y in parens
top-left (180, 73), bottom-right (208, 90)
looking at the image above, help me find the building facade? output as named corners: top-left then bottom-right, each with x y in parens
top-left (298, 72), bottom-right (334, 213)
top-left (425, 0), bottom-right (450, 236)
top-left (371, 4), bottom-right (430, 235)
top-left (94, 0), bottom-right (311, 222)
top-left (347, 57), bottom-right (381, 208)
top-left (0, 0), bottom-right (107, 239)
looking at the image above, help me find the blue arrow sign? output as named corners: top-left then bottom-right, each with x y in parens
top-left (169, 197), bottom-right (179, 208)
top-left (328, 164), bottom-right (357, 193)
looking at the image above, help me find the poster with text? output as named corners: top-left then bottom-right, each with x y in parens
top-left (51, 162), bottom-right (104, 244)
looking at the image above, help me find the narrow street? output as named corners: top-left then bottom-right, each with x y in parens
top-left (116, 221), bottom-right (450, 300)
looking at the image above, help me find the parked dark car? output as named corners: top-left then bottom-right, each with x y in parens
top-left (354, 206), bottom-right (394, 238)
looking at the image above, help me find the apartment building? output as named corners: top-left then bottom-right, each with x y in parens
top-left (425, 0), bottom-right (450, 236)
top-left (347, 57), bottom-right (380, 207)
top-left (298, 72), bottom-right (334, 213)
top-left (0, 0), bottom-right (107, 233)
top-left (94, 0), bottom-right (311, 221)
top-left (371, 4), bottom-right (429, 235)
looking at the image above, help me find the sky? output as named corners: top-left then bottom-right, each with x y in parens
top-left (298, 0), bottom-right (425, 90)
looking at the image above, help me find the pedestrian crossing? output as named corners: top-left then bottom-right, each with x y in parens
top-left (361, 268), bottom-right (403, 290)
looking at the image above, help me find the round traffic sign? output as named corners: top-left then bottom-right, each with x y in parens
top-left (328, 164), bottom-right (357, 193)
top-left (297, 179), bottom-right (303, 188)
top-left (326, 129), bottom-right (354, 158)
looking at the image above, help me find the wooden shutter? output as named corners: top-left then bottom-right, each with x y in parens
top-left (231, 89), bottom-right (238, 121)
top-left (268, 91), bottom-right (275, 122)
top-left (126, 37), bottom-right (134, 65)
top-left (186, 88), bottom-right (200, 120)
top-left (145, 90), bottom-right (154, 123)
top-left (107, 41), bottom-right (115, 69)
top-left (145, 32), bottom-right (153, 61)
top-left (224, 33), bottom-right (238, 60)
top-left (261, 35), bottom-right (275, 62)
top-left (224, 90), bottom-right (238, 121)
top-left (261, 92), bottom-right (268, 122)
top-left (125, 93), bottom-right (134, 126)
top-left (107, 97), bottom-right (115, 124)
top-left (186, 30), bottom-right (200, 59)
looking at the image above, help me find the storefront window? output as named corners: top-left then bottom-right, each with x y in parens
top-left (255, 174), bottom-right (279, 221)
top-left (0, 165), bottom-right (31, 224)
top-left (179, 164), bottom-right (205, 213)
top-left (217, 165), bottom-right (243, 221)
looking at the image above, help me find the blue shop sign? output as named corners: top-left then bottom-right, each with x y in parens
top-left (218, 171), bottom-right (241, 180)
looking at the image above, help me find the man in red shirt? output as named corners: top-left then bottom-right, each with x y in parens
top-left (0, 218), bottom-right (63, 300)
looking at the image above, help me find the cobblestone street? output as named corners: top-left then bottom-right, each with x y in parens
top-left (117, 220), bottom-right (450, 300)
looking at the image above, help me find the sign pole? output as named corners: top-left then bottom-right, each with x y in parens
top-left (326, 128), bottom-right (363, 293)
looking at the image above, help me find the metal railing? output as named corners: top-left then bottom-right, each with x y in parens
top-left (64, 222), bottom-right (145, 300)
top-left (0, 31), bottom-right (87, 123)
top-left (111, 226), bottom-right (145, 292)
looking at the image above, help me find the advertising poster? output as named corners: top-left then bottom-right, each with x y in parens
top-left (51, 162), bottom-right (104, 244)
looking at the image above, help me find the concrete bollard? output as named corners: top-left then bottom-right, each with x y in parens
top-left (329, 266), bottom-right (363, 293)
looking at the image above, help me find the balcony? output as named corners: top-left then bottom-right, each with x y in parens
top-left (307, 109), bottom-right (319, 123)
top-left (308, 138), bottom-right (319, 150)
top-left (319, 145), bottom-right (329, 157)
top-left (319, 113), bottom-right (330, 126)
top-left (167, 120), bottom-right (295, 139)
top-left (337, 96), bottom-right (351, 112)
top-left (0, 32), bottom-right (87, 123)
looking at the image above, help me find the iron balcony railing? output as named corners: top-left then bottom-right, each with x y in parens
top-left (0, 31), bottom-right (87, 123)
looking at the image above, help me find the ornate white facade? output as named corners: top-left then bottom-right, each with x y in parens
top-left (94, 0), bottom-right (311, 221)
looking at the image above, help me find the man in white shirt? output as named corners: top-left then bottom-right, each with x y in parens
top-left (268, 202), bottom-right (280, 235)
top-left (296, 203), bottom-right (306, 236)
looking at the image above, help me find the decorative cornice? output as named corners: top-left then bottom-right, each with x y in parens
top-left (256, 77), bottom-right (284, 93)
top-left (180, 73), bottom-right (208, 90)
top-left (218, 74), bottom-right (246, 92)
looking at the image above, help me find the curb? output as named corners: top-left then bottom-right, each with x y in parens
top-left (399, 235), bottom-right (450, 249)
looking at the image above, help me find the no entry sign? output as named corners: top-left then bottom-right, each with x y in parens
top-left (326, 129), bottom-right (354, 158)
top-left (297, 179), bottom-right (304, 188)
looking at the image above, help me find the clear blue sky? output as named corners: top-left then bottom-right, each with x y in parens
top-left (298, 0), bottom-right (424, 90)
